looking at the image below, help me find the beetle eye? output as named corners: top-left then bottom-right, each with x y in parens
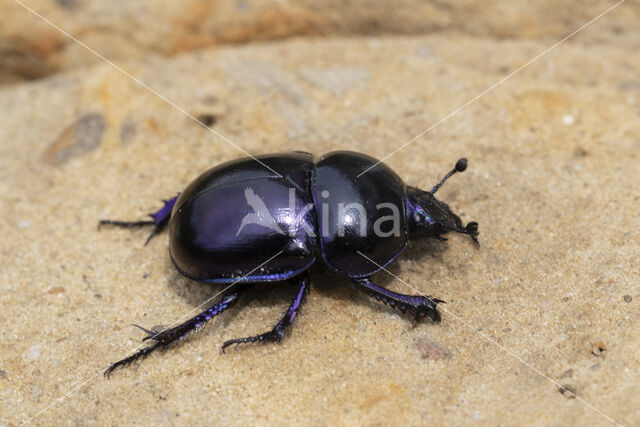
top-left (414, 212), bottom-right (425, 224)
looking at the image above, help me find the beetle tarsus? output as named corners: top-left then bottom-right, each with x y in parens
top-left (355, 278), bottom-right (443, 322)
top-left (98, 218), bottom-right (165, 245)
top-left (105, 292), bottom-right (240, 377)
top-left (221, 330), bottom-right (283, 352)
top-left (221, 274), bottom-right (309, 353)
top-left (104, 341), bottom-right (162, 378)
top-left (98, 219), bottom-right (155, 228)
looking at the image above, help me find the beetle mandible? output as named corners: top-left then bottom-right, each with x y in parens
top-left (100, 151), bottom-right (478, 376)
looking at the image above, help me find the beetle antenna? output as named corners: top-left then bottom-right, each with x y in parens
top-left (431, 158), bottom-right (467, 194)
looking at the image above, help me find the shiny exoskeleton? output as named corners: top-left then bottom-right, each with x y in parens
top-left (100, 151), bottom-right (478, 376)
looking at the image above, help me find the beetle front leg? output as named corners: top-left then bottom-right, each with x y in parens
top-left (221, 273), bottom-right (310, 352)
top-left (355, 278), bottom-right (443, 321)
top-left (105, 290), bottom-right (241, 377)
top-left (99, 194), bottom-right (179, 245)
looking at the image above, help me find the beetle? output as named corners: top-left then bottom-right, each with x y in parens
top-left (100, 151), bottom-right (478, 376)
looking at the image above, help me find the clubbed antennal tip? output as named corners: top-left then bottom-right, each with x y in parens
top-left (431, 157), bottom-right (469, 194)
top-left (465, 221), bottom-right (478, 235)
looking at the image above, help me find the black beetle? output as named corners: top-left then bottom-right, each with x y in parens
top-left (100, 151), bottom-right (478, 375)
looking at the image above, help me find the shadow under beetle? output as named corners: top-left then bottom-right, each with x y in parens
top-left (100, 151), bottom-right (478, 376)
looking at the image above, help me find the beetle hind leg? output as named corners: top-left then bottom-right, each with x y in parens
top-left (99, 195), bottom-right (179, 245)
top-left (105, 291), bottom-right (240, 377)
top-left (221, 273), bottom-right (309, 352)
top-left (355, 278), bottom-right (443, 321)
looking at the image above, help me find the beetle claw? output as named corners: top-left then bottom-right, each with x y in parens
top-left (414, 302), bottom-right (441, 322)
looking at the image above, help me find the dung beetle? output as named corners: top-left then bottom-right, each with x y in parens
top-left (100, 151), bottom-right (478, 376)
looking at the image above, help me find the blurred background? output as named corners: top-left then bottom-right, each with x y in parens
top-left (2, 0), bottom-right (639, 85)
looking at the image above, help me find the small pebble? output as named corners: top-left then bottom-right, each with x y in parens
top-left (591, 342), bottom-right (607, 358)
top-left (623, 294), bottom-right (632, 303)
top-left (559, 384), bottom-right (577, 399)
top-left (196, 113), bottom-right (217, 127)
top-left (562, 114), bottom-right (575, 125)
top-left (28, 344), bottom-right (42, 361)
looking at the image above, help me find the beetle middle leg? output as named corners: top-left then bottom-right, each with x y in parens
top-left (355, 278), bottom-right (443, 321)
top-left (105, 289), bottom-right (240, 377)
top-left (99, 194), bottom-right (179, 245)
top-left (221, 273), bottom-right (310, 352)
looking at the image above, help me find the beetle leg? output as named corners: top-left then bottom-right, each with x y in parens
top-left (221, 273), bottom-right (310, 352)
top-left (98, 194), bottom-right (179, 245)
top-left (354, 278), bottom-right (443, 322)
top-left (105, 291), bottom-right (240, 377)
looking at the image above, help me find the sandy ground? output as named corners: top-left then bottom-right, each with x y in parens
top-left (1, 15), bottom-right (639, 427)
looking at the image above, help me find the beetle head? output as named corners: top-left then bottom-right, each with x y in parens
top-left (407, 187), bottom-right (478, 242)
top-left (406, 158), bottom-right (478, 243)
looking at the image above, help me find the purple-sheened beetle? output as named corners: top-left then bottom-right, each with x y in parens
top-left (101, 151), bottom-right (478, 376)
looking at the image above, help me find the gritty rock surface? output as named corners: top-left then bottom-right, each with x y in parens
top-left (1, 23), bottom-right (639, 427)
